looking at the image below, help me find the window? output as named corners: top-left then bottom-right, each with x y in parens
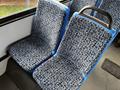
top-left (0, 0), bottom-right (66, 18)
top-left (0, 0), bottom-right (38, 17)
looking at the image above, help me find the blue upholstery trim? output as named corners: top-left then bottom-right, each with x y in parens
top-left (70, 0), bottom-right (101, 16)
top-left (93, 0), bottom-right (103, 16)
top-left (31, 6), bottom-right (70, 73)
top-left (53, 7), bottom-right (70, 55)
top-left (79, 29), bottom-right (118, 89)
top-left (94, 0), bottom-right (120, 33)
top-left (74, 12), bottom-right (116, 37)
top-left (91, 0), bottom-right (103, 16)
top-left (72, 12), bottom-right (118, 89)
top-left (96, 0), bottom-right (103, 8)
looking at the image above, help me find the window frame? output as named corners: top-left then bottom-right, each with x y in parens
top-left (0, 0), bottom-right (68, 27)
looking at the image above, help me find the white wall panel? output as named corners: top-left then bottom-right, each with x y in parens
top-left (0, 16), bottom-right (33, 76)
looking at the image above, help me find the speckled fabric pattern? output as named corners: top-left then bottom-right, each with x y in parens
top-left (8, 35), bottom-right (52, 71)
top-left (70, 0), bottom-right (97, 15)
top-left (32, 0), bottom-right (68, 49)
top-left (95, 0), bottom-right (120, 30)
top-left (8, 0), bottom-right (69, 71)
top-left (33, 13), bottom-right (115, 90)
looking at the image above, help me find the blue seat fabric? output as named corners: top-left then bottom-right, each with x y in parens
top-left (33, 12), bottom-right (117, 90)
top-left (8, 0), bottom-right (70, 71)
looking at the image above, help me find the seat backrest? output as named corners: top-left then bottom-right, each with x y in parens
top-left (95, 0), bottom-right (120, 31)
top-left (57, 7), bottom-right (117, 81)
top-left (70, 0), bottom-right (100, 15)
top-left (31, 0), bottom-right (70, 51)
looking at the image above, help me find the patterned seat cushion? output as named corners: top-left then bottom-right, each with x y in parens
top-left (95, 0), bottom-right (120, 30)
top-left (8, 0), bottom-right (70, 71)
top-left (70, 0), bottom-right (100, 15)
top-left (8, 35), bottom-right (52, 71)
top-left (33, 12), bottom-right (117, 90)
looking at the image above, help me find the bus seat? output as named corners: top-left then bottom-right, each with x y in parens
top-left (7, 0), bottom-right (70, 72)
top-left (70, 0), bottom-right (102, 15)
top-left (95, 0), bottom-right (120, 31)
top-left (33, 6), bottom-right (118, 90)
